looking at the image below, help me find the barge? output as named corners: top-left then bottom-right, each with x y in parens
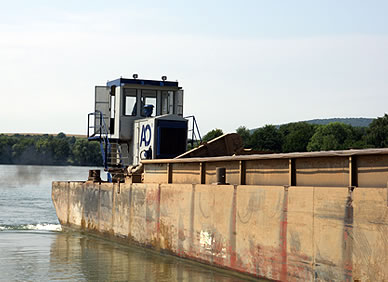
top-left (52, 76), bottom-right (388, 281)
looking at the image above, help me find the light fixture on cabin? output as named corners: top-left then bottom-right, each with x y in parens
top-left (161, 76), bottom-right (167, 81)
top-left (133, 74), bottom-right (138, 79)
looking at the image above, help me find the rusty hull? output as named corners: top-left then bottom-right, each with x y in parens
top-left (52, 148), bottom-right (388, 281)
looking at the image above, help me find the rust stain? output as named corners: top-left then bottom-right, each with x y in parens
top-left (212, 231), bottom-right (227, 266)
top-left (158, 221), bottom-right (172, 251)
top-left (189, 184), bottom-right (195, 253)
top-left (156, 184), bottom-right (161, 235)
top-left (287, 253), bottom-right (314, 280)
top-left (343, 187), bottom-right (354, 282)
top-left (80, 217), bottom-right (86, 229)
top-left (247, 242), bottom-right (287, 280)
top-left (178, 212), bottom-right (185, 256)
top-left (229, 185), bottom-right (237, 267)
top-left (127, 184), bottom-right (133, 241)
top-left (279, 186), bottom-right (288, 281)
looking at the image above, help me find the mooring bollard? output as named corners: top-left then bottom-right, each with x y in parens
top-left (216, 167), bottom-right (226, 185)
top-left (88, 170), bottom-right (101, 182)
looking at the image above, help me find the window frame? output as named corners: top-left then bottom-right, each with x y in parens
top-left (123, 88), bottom-right (138, 116)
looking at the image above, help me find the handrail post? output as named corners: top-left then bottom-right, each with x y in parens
top-left (87, 113), bottom-right (90, 138)
top-left (100, 112), bottom-right (102, 139)
top-left (192, 117), bottom-right (195, 147)
top-left (194, 116), bottom-right (202, 143)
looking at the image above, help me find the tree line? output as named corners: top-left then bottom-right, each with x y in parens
top-left (0, 133), bottom-right (102, 166)
top-left (202, 114), bottom-right (388, 153)
top-left (3, 114), bottom-right (388, 166)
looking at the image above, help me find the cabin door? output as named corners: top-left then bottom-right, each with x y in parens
top-left (94, 86), bottom-right (111, 135)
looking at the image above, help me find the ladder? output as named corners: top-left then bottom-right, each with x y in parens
top-left (107, 143), bottom-right (129, 168)
top-left (87, 111), bottom-right (126, 171)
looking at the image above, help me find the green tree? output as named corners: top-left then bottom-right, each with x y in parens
top-left (0, 133), bottom-right (102, 166)
top-left (51, 134), bottom-right (70, 164)
top-left (11, 138), bottom-right (34, 159)
top-left (9, 136), bottom-right (41, 164)
top-left (35, 136), bottom-right (55, 164)
top-left (202, 128), bottom-right (224, 143)
top-left (236, 126), bottom-right (251, 148)
top-left (0, 135), bottom-right (14, 163)
top-left (71, 139), bottom-right (102, 166)
top-left (351, 126), bottom-right (368, 149)
top-left (307, 122), bottom-right (358, 151)
top-left (250, 125), bottom-right (282, 152)
top-left (56, 132), bottom-right (67, 139)
top-left (365, 114), bottom-right (388, 148)
top-left (279, 122), bottom-right (316, 152)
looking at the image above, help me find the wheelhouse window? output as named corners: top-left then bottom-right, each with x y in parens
top-left (124, 89), bottom-right (137, 116)
top-left (141, 90), bottom-right (157, 117)
top-left (110, 95), bottom-right (115, 119)
top-left (161, 90), bottom-right (173, 115)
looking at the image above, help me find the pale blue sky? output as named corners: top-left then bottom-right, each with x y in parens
top-left (1, 1), bottom-right (387, 134)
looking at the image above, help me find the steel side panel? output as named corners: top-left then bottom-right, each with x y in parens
top-left (352, 188), bottom-right (388, 281)
top-left (171, 163), bottom-right (201, 184)
top-left (112, 184), bottom-right (132, 237)
top-left (192, 185), bottom-right (235, 267)
top-left (159, 184), bottom-right (193, 255)
top-left (205, 161), bottom-right (240, 185)
top-left (68, 182), bottom-right (84, 227)
top-left (235, 185), bottom-right (284, 280)
top-left (296, 157), bottom-right (349, 187)
top-left (313, 187), bottom-right (349, 281)
top-left (287, 187), bottom-right (314, 281)
top-left (244, 159), bottom-right (288, 186)
top-left (143, 163), bottom-right (168, 183)
top-left (98, 184), bottom-right (113, 233)
top-left (82, 183), bottom-right (99, 231)
top-left (129, 183), bottom-right (160, 246)
top-left (51, 182), bottom-right (70, 225)
top-left (357, 155), bottom-right (388, 187)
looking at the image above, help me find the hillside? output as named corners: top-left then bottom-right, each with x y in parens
top-left (303, 118), bottom-right (374, 127)
top-left (249, 117), bottom-right (375, 133)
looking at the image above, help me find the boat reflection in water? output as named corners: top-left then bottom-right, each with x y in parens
top-left (49, 231), bottom-right (253, 282)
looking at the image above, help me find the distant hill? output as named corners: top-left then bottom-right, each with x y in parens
top-left (250, 118), bottom-right (375, 132)
top-left (2, 133), bottom-right (87, 138)
top-left (302, 118), bottom-right (374, 127)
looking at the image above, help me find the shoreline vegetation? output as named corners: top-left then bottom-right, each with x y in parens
top-left (203, 114), bottom-right (388, 153)
top-left (0, 133), bottom-right (102, 166)
top-left (2, 115), bottom-right (388, 166)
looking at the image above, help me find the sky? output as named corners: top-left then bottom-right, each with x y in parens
top-left (1, 0), bottom-right (388, 135)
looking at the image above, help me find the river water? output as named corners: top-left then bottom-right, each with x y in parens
top-left (0, 165), bottom-right (254, 281)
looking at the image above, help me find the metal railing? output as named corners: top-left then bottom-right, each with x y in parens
top-left (185, 115), bottom-right (202, 149)
top-left (87, 111), bottom-right (127, 172)
top-left (87, 111), bottom-right (111, 170)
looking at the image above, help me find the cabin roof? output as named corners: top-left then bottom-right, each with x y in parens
top-left (107, 78), bottom-right (179, 88)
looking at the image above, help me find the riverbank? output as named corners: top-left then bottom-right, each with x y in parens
top-left (0, 133), bottom-right (101, 166)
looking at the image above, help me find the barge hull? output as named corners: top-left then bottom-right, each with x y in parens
top-left (52, 181), bottom-right (388, 281)
top-left (53, 149), bottom-right (388, 281)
